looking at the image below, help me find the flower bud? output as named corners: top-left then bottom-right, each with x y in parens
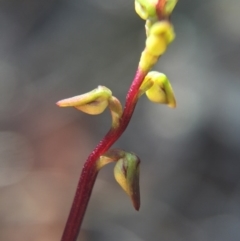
top-left (156, 0), bottom-right (178, 18)
top-left (135, 0), bottom-right (158, 20)
top-left (114, 153), bottom-right (140, 210)
top-left (140, 71), bottom-right (176, 108)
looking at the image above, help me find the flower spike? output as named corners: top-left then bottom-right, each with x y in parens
top-left (59, 1), bottom-right (179, 240)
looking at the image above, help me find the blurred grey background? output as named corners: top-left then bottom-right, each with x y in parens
top-left (0, 0), bottom-right (240, 240)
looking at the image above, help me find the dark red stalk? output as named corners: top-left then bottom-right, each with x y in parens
top-left (61, 68), bottom-right (147, 241)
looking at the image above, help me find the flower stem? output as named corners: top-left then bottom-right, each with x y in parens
top-left (60, 68), bottom-right (147, 241)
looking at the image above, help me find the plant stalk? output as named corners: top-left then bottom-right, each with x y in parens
top-left (60, 68), bottom-right (147, 241)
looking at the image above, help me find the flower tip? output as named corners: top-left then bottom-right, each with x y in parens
top-left (133, 199), bottom-right (140, 211)
top-left (56, 100), bottom-right (66, 107)
top-left (131, 185), bottom-right (140, 211)
top-left (56, 100), bottom-right (62, 106)
top-left (167, 92), bottom-right (177, 108)
top-left (168, 101), bottom-right (177, 108)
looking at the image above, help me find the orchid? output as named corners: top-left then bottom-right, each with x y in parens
top-left (57, 1), bottom-right (179, 240)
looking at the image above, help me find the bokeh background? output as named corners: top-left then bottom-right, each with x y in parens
top-left (0, 0), bottom-right (240, 240)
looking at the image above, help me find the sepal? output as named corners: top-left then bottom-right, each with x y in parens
top-left (56, 86), bottom-right (112, 115)
top-left (96, 149), bottom-right (125, 170)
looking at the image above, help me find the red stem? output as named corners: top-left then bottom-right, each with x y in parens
top-left (61, 68), bottom-right (147, 241)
